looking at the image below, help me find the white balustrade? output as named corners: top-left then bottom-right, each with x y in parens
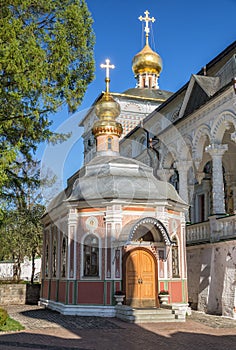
top-left (215, 215), bottom-right (236, 239)
top-left (186, 221), bottom-right (210, 243)
top-left (186, 215), bottom-right (236, 243)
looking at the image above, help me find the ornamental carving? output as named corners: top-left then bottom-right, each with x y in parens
top-left (128, 217), bottom-right (172, 246)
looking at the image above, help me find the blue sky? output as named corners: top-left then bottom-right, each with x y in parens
top-left (83, 0), bottom-right (236, 106)
top-left (39, 0), bottom-right (236, 199)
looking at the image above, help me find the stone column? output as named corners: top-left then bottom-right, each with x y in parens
top-left (176, 161), bottom-right (192, 222)
top-left (176, 161), bottom-right (192, 204)
top-left (205, 144), bottom-right (228, 215)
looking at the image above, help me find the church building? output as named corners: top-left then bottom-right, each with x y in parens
top-left (40, 11), bottom-right (189, 321)
top-left (118, 20), bottom-right (236, 318)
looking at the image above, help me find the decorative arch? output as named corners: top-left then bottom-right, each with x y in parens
top-left (211, 111), bottom-right (236, 143)
top-left (183, 135), bottom-right (193, 151)
top-left (176, 138), bottom-right (192, 161)
top-left (81, 232), bottom-right (101, 278)
top-left (128, 217), bottom-right (172, 246)
top-left (161, 147), bottom-right (177, 169)
top-left (192, 124), bottom-right (211, 160)
top-left (123, 102), bottom-right (143, 112)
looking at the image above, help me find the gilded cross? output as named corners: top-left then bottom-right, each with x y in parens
top-left (138, 10), bottom-right (155, 40)
top-left (100, 59), bottom-right (115, 93)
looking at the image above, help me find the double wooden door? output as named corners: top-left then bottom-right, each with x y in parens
top-left (125, 249), bottom-right (157, 307)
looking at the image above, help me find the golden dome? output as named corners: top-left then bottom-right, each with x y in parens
top-left (132, 43), bottom-right (162, 75)
top-left (95, 92), bottom-right (121, 120)
top-left (92, 92), bottom-right (123, 138)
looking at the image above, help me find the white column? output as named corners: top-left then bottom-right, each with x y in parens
top-left (176, 161), bottom-right (192, 222)
top-left (176, 161), bottom-right (192, 204)
top-left (206, 144), bottom-right (228, 215)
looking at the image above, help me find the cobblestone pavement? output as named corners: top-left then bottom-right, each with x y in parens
top-left (0, 305), bottom-right (235, 350)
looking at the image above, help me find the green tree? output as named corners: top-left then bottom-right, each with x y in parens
top-left (0, 206), bottom-right (44, 282)
top-left (0, 0), bottom-right (95, 190)
top-left (0, 160), bottom-right (47, 282)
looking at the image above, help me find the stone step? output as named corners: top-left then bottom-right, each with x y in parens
top-left (118, 307), bottom-right (173, 316)
top-left (115, 305), bottom-right (184, 323)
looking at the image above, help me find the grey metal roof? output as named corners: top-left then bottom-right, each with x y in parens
top-left (67, 155), bottom-right (186, 205)
top-left (122, 88), bottom-right (173, 101)
top-left (45, 154), bottom-right (187, 215)
top-left (193, 75), bottom-right (220, 96)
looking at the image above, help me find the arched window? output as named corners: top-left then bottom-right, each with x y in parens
top-left (170, 168), bottom-right (179, 192)
top-left (84, 234), bottom-right (99, 277)
top-left (61, 236), bottom-right (67, 278)
top-left (45, 244), bottom-right (49, 277)
top-left (107, 137), bottom-right (112, 150)
top-left (172, 236), bottom-right (180, 278)
top-left (52, 239), bottom-right (57, 277)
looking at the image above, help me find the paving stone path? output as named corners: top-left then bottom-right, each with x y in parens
top-left (0, 305), bottom-right (236, 350)
top-left (5, 305), bottom-right (121, 330)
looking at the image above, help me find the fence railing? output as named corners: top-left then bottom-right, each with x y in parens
top-left (186, 215), bottom-right (236, 244)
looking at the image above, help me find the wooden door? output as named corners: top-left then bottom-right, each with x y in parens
top-left (125, 249), bottom-right (157, 307)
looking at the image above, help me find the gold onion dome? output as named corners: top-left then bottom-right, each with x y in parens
top-left (92, 58), bottom-right (123, 139)
top-left (95, 91), bottom-right (121, 120)
top-left (93, 91), bottom-right (123, 138)
top-left (132, 43), bottom-right (162, 75)
top-left (93, 59), bottom-right (123, 138)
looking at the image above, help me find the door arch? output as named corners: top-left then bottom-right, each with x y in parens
top-left (124, 248), bottom-right (158, 308)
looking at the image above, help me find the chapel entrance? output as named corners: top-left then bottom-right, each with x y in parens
top-left (125, 248), bottom-right (157, 308)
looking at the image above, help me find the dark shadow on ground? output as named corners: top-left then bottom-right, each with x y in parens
top-left (0, 307), bottom-right (236, 350)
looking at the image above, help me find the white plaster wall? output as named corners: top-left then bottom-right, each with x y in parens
top-left (187, 247), bottom-right (212, 311)
top-left (187, 242), bottom-right (236, 318)
top-left (0, 257), bottom-right (41, 281)
top-left (221, 244), bottom-right (236, 319)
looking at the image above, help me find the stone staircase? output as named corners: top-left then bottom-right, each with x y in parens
top-left (115, 304), bottom-right (188, 323)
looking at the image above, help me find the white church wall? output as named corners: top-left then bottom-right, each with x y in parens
top-left (187, 245), bottom-right (212, 312)
top-left (187, 241), bottom-right (236, 318)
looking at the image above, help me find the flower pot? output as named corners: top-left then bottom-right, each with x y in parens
top-left (159, 294), bottom-right (169, 304)
top-left (114, 294), bottom-right (125, 305)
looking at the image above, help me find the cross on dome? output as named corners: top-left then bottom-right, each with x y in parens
top-left (138, 10), bottom-right (155, 44)
top-left (100, 59), bottom-right (115, 93)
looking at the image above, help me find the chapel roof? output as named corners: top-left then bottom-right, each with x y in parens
top-left (44, 154), bottom-right (187, 216)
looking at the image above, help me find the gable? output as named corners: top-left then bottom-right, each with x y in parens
top-left (179, 75), bottom-right (220, 118)
top-left (184, 83), bottom-right (209, 116)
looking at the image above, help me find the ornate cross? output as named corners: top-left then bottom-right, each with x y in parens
top-left (138, 10), bottom-right (155, 37)
top-left (100, 59), bottom-right (115, 93)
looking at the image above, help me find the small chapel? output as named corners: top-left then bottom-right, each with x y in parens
top-left (40, 10), bottom-right (189, 321)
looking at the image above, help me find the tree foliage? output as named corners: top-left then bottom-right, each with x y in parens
top-left (0, 205), bottom-right (44, 282)
top-left (0, 0), bottom-right (95, 189)
top-left (0, 160), bottom-right (46, 282)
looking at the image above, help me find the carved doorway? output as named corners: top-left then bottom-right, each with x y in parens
top-left (125, 248), bottom-right (157, 307)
